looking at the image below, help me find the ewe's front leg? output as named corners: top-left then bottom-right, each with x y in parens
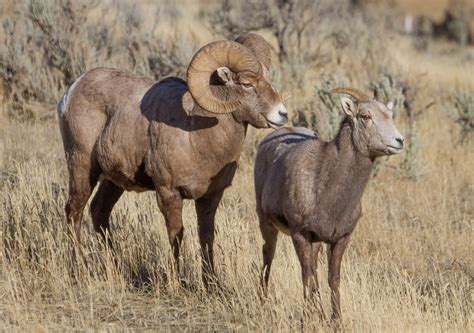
top-left (292, 232), bottom-right (317, 299)
top-left (156, 188), bottom-right (184, 272)
top-left (293, 233), bottom-right (326, 321)
top-left (327, 235), bottom-right (350, 322)
top-left (311, 242), bottom-right (326, 319)
top-left (195, 190), bottom-right (224, 288)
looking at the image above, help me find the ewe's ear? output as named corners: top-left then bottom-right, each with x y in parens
top-left (216, 67), bottom-right (234, 84)
top-left (340, 97), bottom-right (357, 118)
top-left (387, 101), bottom-right (394, 110)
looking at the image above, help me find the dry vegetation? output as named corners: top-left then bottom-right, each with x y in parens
top-left (1, 0), bottom-right (473, 331)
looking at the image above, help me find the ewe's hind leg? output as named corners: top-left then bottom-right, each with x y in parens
top-left (259, 217), bottom-right (278, 294)
top-left (90, 180), bottom-right (124, 247)
top-left (195, 190), bottom-right (224, 288)
top-left (65, 154), bottom-right (101, 244)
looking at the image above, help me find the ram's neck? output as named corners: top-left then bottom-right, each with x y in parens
top-left (189, 102), bottom-right (248, 164)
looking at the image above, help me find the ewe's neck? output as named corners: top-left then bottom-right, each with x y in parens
top-left (331, 118), bottom-right (374, 187)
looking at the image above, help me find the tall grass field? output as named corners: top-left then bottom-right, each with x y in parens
top-left (1, 0), bottom-right (473, 331)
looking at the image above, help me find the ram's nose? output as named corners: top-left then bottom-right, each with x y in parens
top-left (279, 108), bottom-right (288, 121)
top-left (275, 104), bottom-right (289, 125)
top-left (395, 136), bottom-right (405, 148)
top-left (266, 103), bottom-right (289, 128)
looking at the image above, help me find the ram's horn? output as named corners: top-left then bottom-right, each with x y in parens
top-left (235, 33), bottom-right (272, 70)
top-left (187, 40), bottom-right (261, 114)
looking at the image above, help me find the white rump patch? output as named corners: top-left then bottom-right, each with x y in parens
top-left (58, 74), bottom-right (84, 115)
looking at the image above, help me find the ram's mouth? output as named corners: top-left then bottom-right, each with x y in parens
top-left (386, 145), bottom-right (403, 155)
top-left (266, 119), bottom-right (286, 129)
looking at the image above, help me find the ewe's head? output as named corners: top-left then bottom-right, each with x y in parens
top-left (187, 33), bottom-right (288, 129)
top-left (333, 88), bottom-right (405, 157)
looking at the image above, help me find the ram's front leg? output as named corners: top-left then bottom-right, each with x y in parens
top-left (195, 190), bottom-right (224, 288)
top-left (156, 188), bottom-right (184, 274)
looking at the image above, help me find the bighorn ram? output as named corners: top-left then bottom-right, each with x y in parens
top-left (58, 34), bottom-right (288, 284)
top-left (254, 88), bottom-right (404, 320)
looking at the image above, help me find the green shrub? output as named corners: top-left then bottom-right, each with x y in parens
top-left (0, 0), bottom-right (193, 119)
top-left (449, 88), bottom-right (474, 143)
top-left (291, 73), bottom-right (350, 141)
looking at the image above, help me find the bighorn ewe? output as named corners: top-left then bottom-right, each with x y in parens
top-left (254, 88), bottom-right (404, 320)
top-left (58, 33), bottom-right (288, 285)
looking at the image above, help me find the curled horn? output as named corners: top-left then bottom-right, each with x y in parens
top-left (187, 40), bottom-right (261, 114)
top-left (331, 87), bottom-right (371, 102)
top-left (234, 33), bottom-right (272, 69)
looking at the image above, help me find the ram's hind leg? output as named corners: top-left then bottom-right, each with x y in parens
top-left (60, 102), bottom-right (105, 245)
top-left (65, 153), bottom-right (101, 244)
top-left (62, 151), bottom-right (101, 273)
top-left (90, 179), bottom-right (124, 248)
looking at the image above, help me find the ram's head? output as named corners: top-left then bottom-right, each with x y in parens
top-left (187, 33), bottom-right (289, 129)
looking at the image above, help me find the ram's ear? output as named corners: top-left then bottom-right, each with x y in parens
top-left (373, 89), bottom-right (379, 100)
top-left (340, 97), bottom-right (357, 118)
top-left (182, 91), bottom-right (195, 114)
top-left (216, 67), bottom-right (235, 84)
top-left (282, 92), bottom-right (292, 102)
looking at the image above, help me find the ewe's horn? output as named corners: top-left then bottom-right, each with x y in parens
top-left (187, 40), bottom-right (260, 114)
top-left (331, 87), bottom-right (371, 102)
top-left (234, 33), bottom-right (272, 70)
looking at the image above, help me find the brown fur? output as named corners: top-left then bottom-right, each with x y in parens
top-left (58, 36), bottom-right (286, 286)
top-left (254, 95), bottom-right (404, 321)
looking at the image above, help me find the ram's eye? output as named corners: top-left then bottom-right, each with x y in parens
top-left (241, 81), bottom-right (253, 89)
top-left (360, 113), bottom-right (371, 120)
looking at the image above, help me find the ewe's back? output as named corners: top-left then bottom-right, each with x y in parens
top-left (254, 127), bottom-right (317, 205)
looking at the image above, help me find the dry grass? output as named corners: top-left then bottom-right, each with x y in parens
top-left (1, 0), bottom-right (473, 331)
